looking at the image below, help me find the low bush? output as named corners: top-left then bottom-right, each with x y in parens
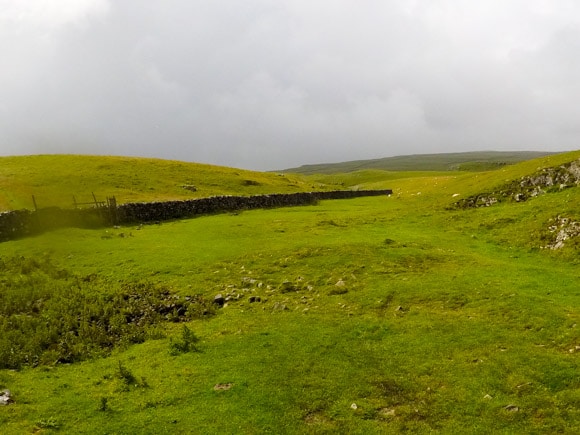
top-left (169, 325), bottom-right (200, 355)
top-left (0, 256), bottom-right (214, 369)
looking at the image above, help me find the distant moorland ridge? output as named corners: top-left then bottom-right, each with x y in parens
top-left (282, 151), bottom-right (558, 174)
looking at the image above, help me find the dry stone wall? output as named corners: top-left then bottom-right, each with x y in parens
top-left (0, 207), bottom-right (106, 242)
top-left (0, 190), bottom-right (392, 242)
top-left (116, 190), bottom-right (392, 223)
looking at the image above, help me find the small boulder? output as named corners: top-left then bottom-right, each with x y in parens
top-left (272, 302), bottom-right (288, 311)
top-left (0, 390), bottom-right (12, 406)
top-left (213, 383), bottom-right (233, 391)
top-left (213, 294), bottom-right (225, 307)
top-left (379, 408), bottom-right (396, 417)
top-left (280, 281), bottom-right (298, 293)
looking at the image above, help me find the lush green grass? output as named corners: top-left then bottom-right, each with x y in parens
top-left (0, 155), bottom-right (323, 211)
top-left (1, 152), bottom-right (580, 433)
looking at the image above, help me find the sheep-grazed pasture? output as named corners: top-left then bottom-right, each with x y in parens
top-left (1, 153), bottom-right (580, 433)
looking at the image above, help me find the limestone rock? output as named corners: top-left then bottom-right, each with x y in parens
top-left (0, 390), bottom-right (12, 406)
top-left (213, 294), bottom-right (225, 307)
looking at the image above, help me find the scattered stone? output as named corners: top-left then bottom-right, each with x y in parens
top-left (335, 280), bottom-right (346, 288)
top-left (213, 383), bottom-right (233, 391)
top-left (543, 215), bottom-right (580, 250)
top-left (483, 394), bottom-right (493, 400)
top-left (280, 281), bottom-right (298, 293)
top-left (504, 404), bottom-right (519, 412)
top-left (0, 390), bottom-right (12, 405)
top-left (350, 403), bottom-right (358, 410)
top-left (213, 294), bottom-right (225, 307)
top-left (379, 408), bottom-right (396, 416)
top-left (272, 302), bottom-right (288, 311)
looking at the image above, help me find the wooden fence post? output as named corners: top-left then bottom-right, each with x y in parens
top-left (107, 196), bottom-right (118, 225)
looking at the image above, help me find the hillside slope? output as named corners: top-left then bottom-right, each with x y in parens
top-left (283, 151), bottom-right (558, 174)
top-left (307, 150), bottom-right (580, 202)
top-left (0, 155), bottom-right (324, 212)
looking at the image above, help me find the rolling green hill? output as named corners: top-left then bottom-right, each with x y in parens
top-left (0, 155), bottom-right (325, 212)
top-left (282, 151), bottom-right (558, 174)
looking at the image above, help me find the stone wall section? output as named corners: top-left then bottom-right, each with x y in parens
top-left (0, 190), bottom-right (392, 242)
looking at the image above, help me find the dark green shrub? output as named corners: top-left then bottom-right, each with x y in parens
top-left (169, 325), bottom-right (200, 355)
top-left (99, 397), bottom-right (109, 412)
top-left (0, 256), bottom-right (213, 369)
top-left (117, 361), bottom-right (138, 386)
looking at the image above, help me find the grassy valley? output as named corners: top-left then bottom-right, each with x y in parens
top-left (0, 152), bottom-right (579, 433)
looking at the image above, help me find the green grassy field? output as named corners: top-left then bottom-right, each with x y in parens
top-left (1, 153), bottom-right (579, 433)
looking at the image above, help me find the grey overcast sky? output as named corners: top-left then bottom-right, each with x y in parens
top-left (1, 0), bottom-right (580, 170)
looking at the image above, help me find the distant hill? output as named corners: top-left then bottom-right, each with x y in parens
top-left (281, 151), bottom-right (559, 174)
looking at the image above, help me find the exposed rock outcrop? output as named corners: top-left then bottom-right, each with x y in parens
top-left (454, 159), bottom-right (580, 209)
top-left (541, 216), bottom-right (580, 250)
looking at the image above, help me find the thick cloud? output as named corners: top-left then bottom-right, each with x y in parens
top-left (1, 0), bottom-right (580, 170)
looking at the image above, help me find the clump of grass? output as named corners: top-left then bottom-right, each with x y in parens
top-left (115, 361), bottom-right (149, 392)
top-left (117, 361), bottom-right (138, 386)
top-left (98, 397), bottom-right (109, 412)
top-left (35, 417), bottom-right (59, 430)
top-left (169, 325), bottom-right (200, 355)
